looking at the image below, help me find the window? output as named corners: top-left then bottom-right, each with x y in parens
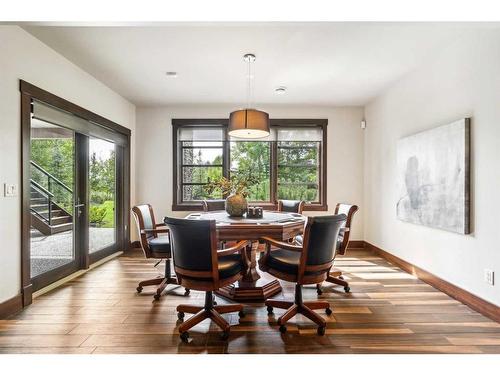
top-left (230, 140), bottom-right (271, 201)
top-left (277, 127), bottom-right (323, 203)
top-left (179, 126), bottom-right (225, 201)
top-left (172, 119), bottom-right (327, 211)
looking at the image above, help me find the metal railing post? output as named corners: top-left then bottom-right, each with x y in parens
top-left (48, 176), bottom-right (52, 225)
top-left (48, 195), bottom-right (52, 225)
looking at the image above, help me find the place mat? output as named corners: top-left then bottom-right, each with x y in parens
top-left (187, 211), bottom-right (304, 224)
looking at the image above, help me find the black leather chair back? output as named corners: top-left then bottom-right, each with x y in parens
top-left (132, 204), bottom-right (156, 240)
top-left (334, 203), bottom-right (359, 255)
top-left (278, 200), bottom-right (304, 214)
top-left (302, 214), bottom-right (346, 266)
top-left (202, 199), bottom-right (226, 212)
top-left (164, 217), bottom-right (214, 272)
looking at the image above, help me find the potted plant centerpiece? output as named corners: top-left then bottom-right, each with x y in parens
top-left (204, 173), bottom-right (258, 217)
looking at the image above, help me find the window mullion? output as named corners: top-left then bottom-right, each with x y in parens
top-left (271, 140), bottom-right (278, 205)
top-left (222, 129), bottom-right (230, 199)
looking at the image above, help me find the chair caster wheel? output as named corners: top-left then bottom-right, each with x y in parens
top-left (267, 306), bottom-right (273, 315)
top-left (220, 330), bottom-right (230, 340)
top-left (325, 307), bottom-right (333, 315)
top-left (317, 326), bottom-right (326, 336)
top-left (177, 312), bottom-right (185, 321)
top-left (279, 325), bottom-right (287, 333)
top-left (136, 286), bottom-right (143, 293)
top-left (316, 288), bottom-right (323, 295)
top-left (238, 310), bottom-right (246, 318)
top-left (344, 286), bottom-right (350, 293)
top-left (153, 294), bottom-right (161, 301)
top-left (180, 331), bottom-right (189, 342)
top-left (184, 288), bottom-right (190, 296)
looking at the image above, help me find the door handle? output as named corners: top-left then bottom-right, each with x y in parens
top-left (74, 203), bottom-right (85, 217)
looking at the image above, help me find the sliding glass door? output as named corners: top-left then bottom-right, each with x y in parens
top-left (25, 95), bottom-right (127, 292)
top-left (30, 121), bottom-right (80, 284)
top-left (89, 137), bottom-right (117, 254)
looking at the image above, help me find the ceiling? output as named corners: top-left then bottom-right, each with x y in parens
top-left (22, 23), bottom-right (486, 107)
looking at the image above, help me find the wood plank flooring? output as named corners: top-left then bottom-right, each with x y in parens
top-left (1, 249), bottom-right (500, 354)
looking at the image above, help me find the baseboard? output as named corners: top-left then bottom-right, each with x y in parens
top-left (129, 240), bottom-right (141, 249)
top-left (365, 241), bottom-right (500, 323)
top-left (131, 239), bottom-right (363, 250)
top-left (0, 294), bottom-right (23, 319)
top-left (348, 240), bottom-right (365, 249)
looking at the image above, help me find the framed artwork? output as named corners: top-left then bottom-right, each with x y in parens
top-left (396, 118), bottom-right (470, 234)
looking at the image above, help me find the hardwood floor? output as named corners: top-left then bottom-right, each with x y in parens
top-left (1, 249), bottom-right (499, 354)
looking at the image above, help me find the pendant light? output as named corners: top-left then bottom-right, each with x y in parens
top-left (228, 53), bottom-right (270, 139)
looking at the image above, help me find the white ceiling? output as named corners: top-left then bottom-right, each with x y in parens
top-left (22, 23), bottom-right (487, 107)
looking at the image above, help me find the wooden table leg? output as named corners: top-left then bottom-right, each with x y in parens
top-left (216, 241), bottom-right (282, 301)
top-left (241, 242), bottom-right (260, 282)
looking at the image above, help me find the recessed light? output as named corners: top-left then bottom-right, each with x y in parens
top-left (275, 86), bottom-right (287, 94)
top-left (165, 71), bottom-right (178, 78)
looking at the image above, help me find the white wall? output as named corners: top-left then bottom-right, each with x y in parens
top-left (135, 105), bottom-right (364, 240)
top-left (364, 30), bottom-right (500, 306)
top-left (0, 26), bottom-right (136, 303)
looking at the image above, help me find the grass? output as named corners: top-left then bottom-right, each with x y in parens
top-left (100, 200), bottom-right (115, 228)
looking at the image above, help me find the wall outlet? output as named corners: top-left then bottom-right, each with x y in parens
top-left (3, 183), bottom-right (18, 197)
top-left (484, 269), bottom-right (494, 286)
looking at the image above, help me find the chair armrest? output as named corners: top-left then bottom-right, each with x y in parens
top-left (155, 223), bottom-right (167, 228)
top-left (141, 228), bottom-right (169, 235)
top-left (261, 237), bottom-right (303, 252)
top-left (217, 240), bottom-right (250, 257)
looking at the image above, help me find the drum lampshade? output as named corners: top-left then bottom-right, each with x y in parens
top-left (228, 109), bottom-right (270, 139)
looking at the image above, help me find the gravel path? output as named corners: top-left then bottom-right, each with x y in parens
top-left (30, 227), bottom-right (115, 277)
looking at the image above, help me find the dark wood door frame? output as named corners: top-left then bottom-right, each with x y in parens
top-left (20, 80), bottom-right (131, 307)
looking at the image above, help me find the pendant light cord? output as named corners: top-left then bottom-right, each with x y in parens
top-left (246, 57), bottom-right (252, 109)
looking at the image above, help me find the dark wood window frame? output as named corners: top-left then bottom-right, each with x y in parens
top-left (172, 118), bottom-right (328, 212)
top-left (20, 80), bottom-right (131, 307)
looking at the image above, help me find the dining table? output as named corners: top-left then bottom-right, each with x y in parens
top-left (185, 210), bottom-right (306, 301)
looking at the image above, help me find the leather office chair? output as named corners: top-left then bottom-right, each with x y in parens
top-left (132, 204), bottom-right (189, 300)
top-left (277, 200), bottom-right (305, 245)
top-left (164, 216), bottom-right (248, 342)
top-left (277, 199), bottom-right (305, 214)
top-left (316, 203), bottom-right (359, 294)
top-left (259, 214), bottom-right (347, 335)
top-left (202, 199), bottom-right (229, 248)
top-left (202, 199), bottom-right (226, 212)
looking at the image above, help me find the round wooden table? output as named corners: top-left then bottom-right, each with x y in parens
top-left (185, 211), bottom-right (305, 301)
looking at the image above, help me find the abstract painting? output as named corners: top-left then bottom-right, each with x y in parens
top-left (396, 118), bottom-right (470, 234)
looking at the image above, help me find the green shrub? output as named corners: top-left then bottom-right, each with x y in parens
top-left (89, 206), bottom-right (107, 226)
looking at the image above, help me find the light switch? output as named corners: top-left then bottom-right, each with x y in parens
top-left (4, 183), bottom-right (18, 197)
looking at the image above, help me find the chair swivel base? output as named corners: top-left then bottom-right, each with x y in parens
top-left (177, 291), bottom-right (244, 342)
top-left (136, 259), bottom-right (190, 300)
top-left (316, 274), bottom-right (350, 295)
top-left (136, 276), bottom-right (190, 300)
top-left (266, 284), bottom-right (332, 335)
